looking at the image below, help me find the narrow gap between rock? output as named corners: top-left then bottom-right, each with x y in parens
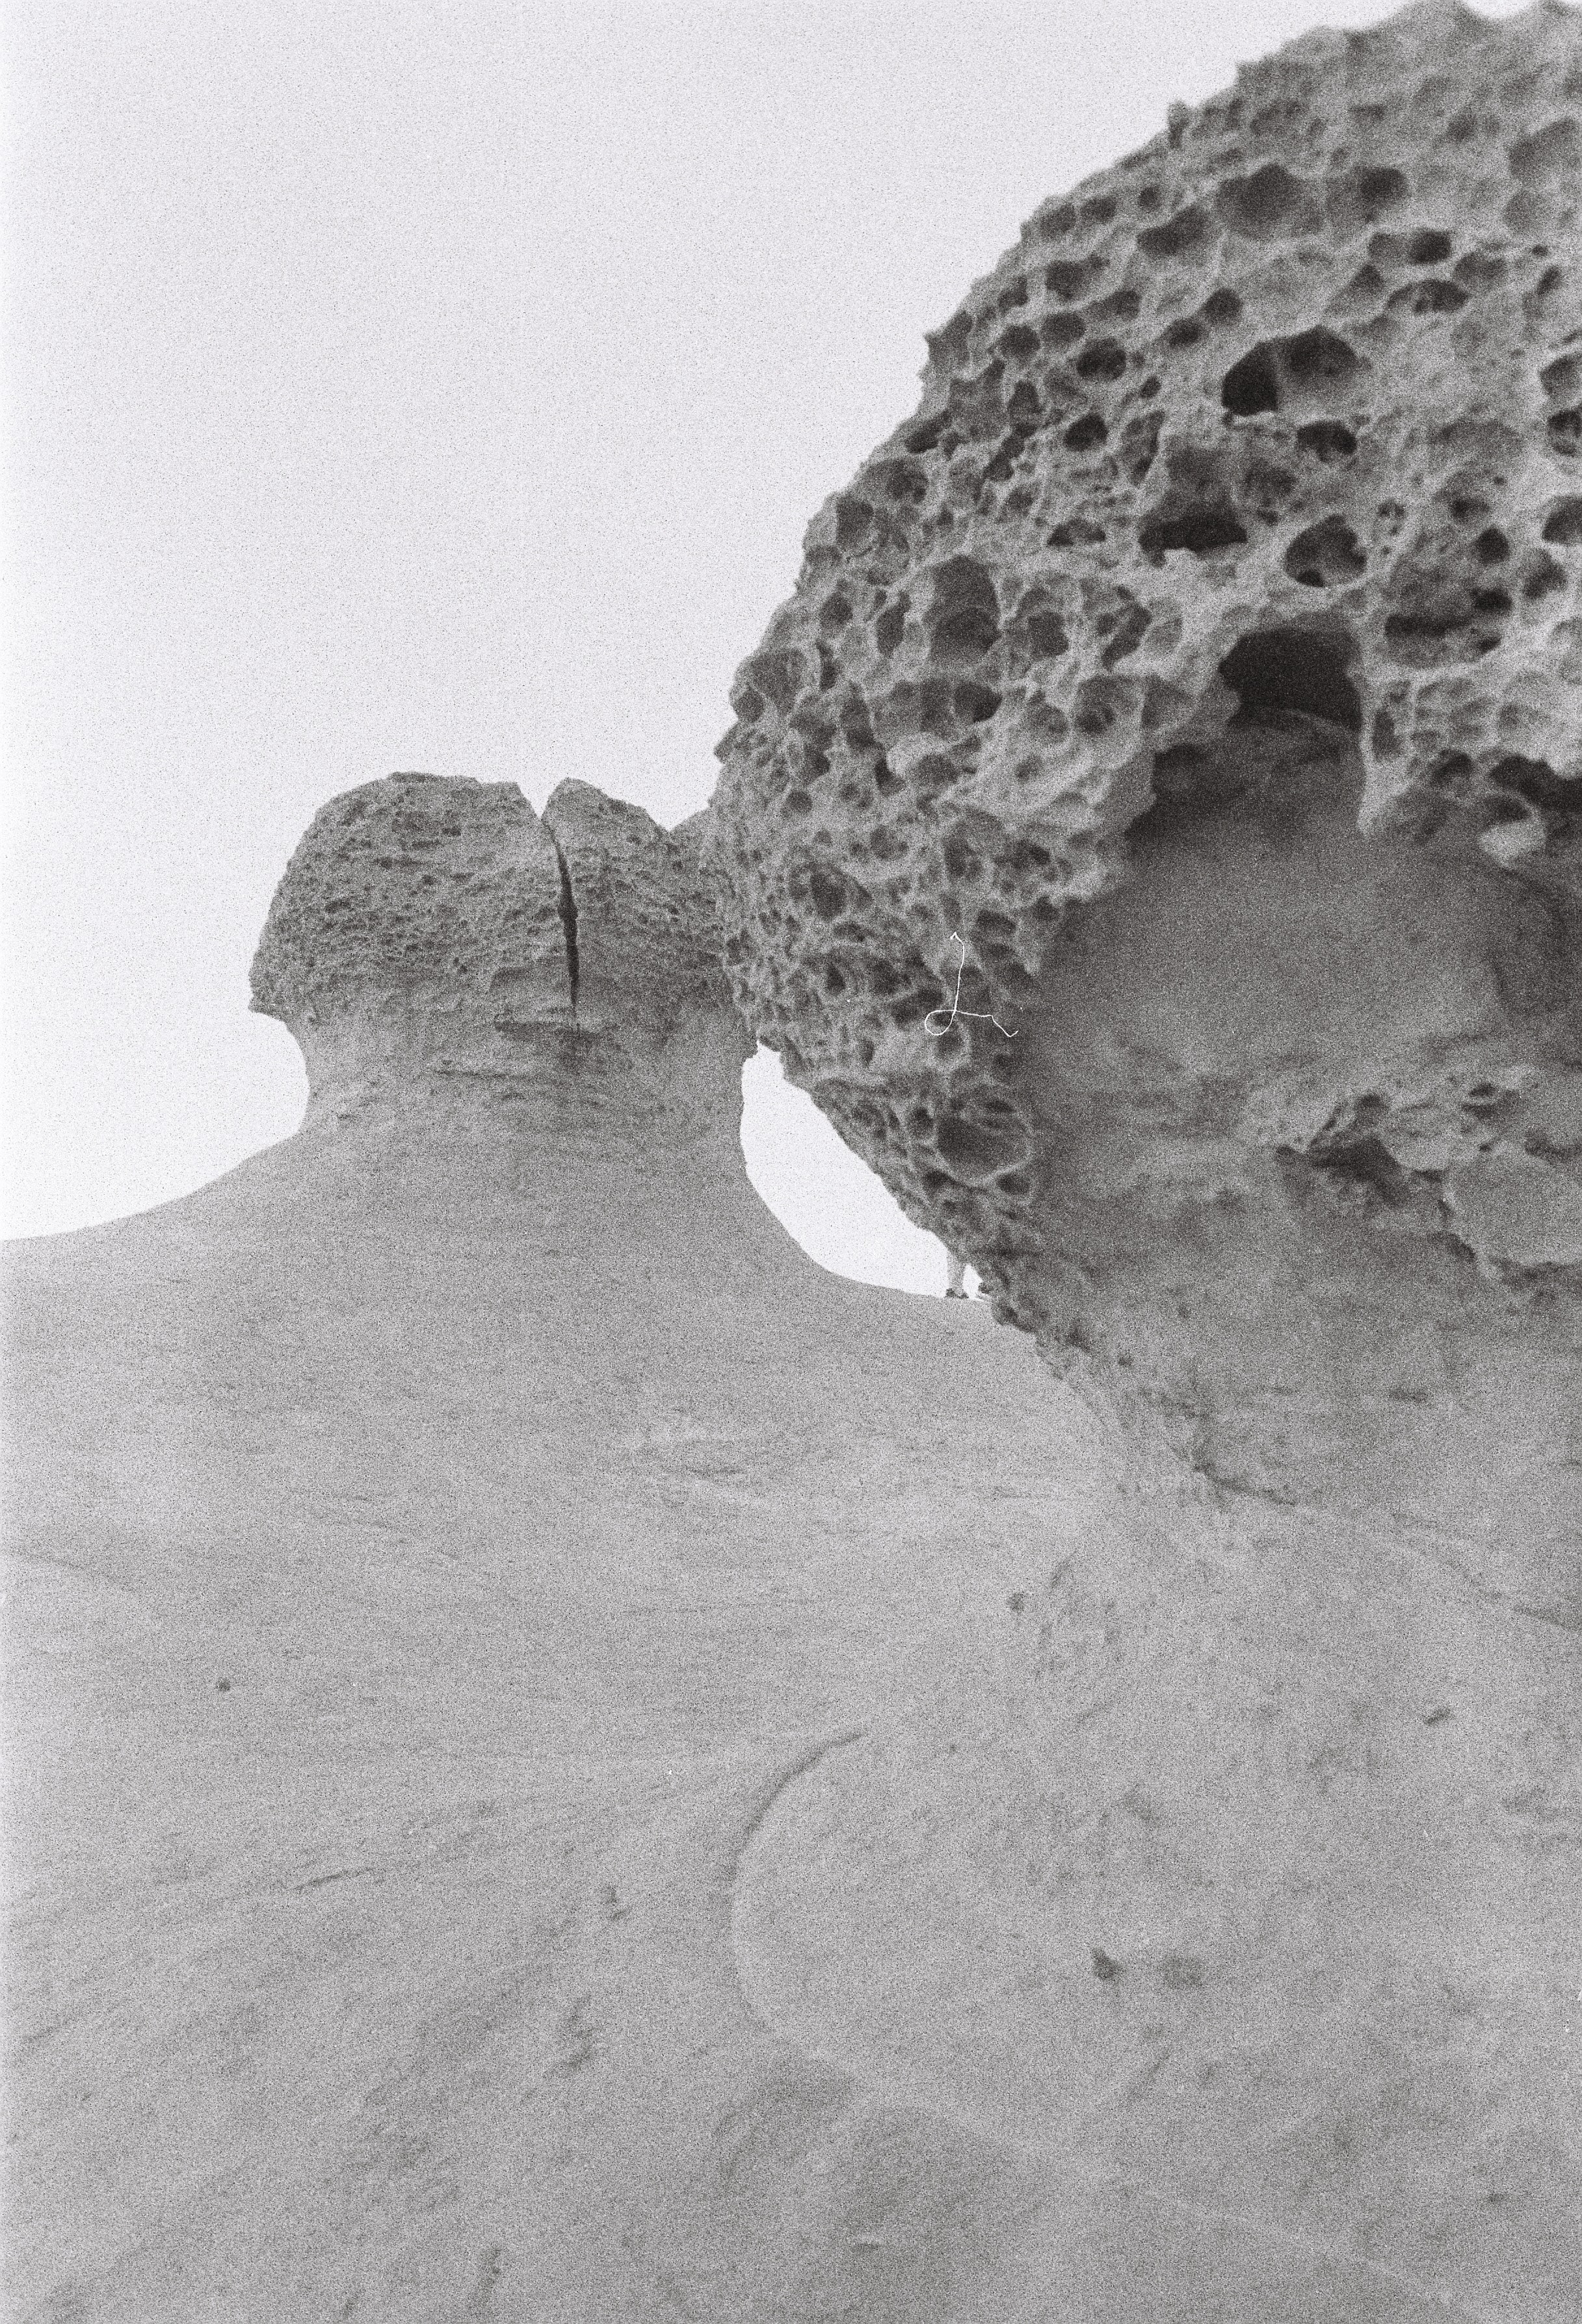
top-left (546, 829), bottom-right (581, 1013)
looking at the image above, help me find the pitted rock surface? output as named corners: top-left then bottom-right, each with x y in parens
top-left (252, 771), bottom-right (745, 1129)
top-left (693, 23), bottom-right (1582, 2300)
top-left (707, 0), bottom-right (1582, 1340)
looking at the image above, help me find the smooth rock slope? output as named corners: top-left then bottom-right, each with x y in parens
top-left (9, 763), bottom-right (1577, 2319)
top-left (7, 771), bottom-right (1144, 2323)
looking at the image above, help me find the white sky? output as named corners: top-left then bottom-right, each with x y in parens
top-left (1, 0), bottom-right (1533, 1282)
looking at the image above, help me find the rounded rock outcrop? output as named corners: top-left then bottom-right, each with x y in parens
top-left (707, 0), bottom-right (1582, 1356)
top-left (252, 770), bottom-right (746, 1132)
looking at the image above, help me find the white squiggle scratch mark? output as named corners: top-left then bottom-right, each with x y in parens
top-left (924, 932), bottom-right (1018, 1039)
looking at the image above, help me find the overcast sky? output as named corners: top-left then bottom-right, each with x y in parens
top-left (1, 0), bottom-right (1531, 1282)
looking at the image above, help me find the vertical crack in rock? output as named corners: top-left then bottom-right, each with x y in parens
top-left (549, 830), bottom-right (582, 1016)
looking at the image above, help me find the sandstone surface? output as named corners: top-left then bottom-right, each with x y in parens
top-left (9, 5), bottom-right (1582, 2316)
top-left (8, 727), bottom-right (1577, 2315)
top-left (6, 770), bottom-right (1158, 2322)
top-left (702, 4), bottom-right (1582, 2316)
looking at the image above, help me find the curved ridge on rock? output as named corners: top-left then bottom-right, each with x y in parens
top-left (697, 34), bottom-right (1582, 2304)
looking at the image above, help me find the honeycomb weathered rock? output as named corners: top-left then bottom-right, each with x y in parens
top-left (694, 33), bottom-right (1582, 2293)
top-left (707, 0), bottom-right (1582, 1394)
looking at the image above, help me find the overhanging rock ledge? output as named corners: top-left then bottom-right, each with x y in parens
top-left (705, 0), bottom-right (1582, 1502)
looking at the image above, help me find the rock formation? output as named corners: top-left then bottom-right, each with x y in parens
top-left (9, 6), bottom-right (1582, 2318)
top-left (250, 769), bottom-right (743, 1137)
top-left (704, 3), bottom-right (1582, 2314)
top-left (709, 0), bottom-right (1582, 1505)
top-left (7, 771), bottom-right (1150, 2321)
top-left (708, 0), bottom-right (1582, 1381)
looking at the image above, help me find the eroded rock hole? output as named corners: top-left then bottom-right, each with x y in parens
top-left (1064, 412), bottom-right (1108, 451)
top-left (1283, 328), bottom-right (1361, 395)
top-left (1217, 163), bottom-right (1311, 237)
top-left (1489, 755), bottom-right (1572, 812)
top-left (1408, 229), bottom-right (1454, 263)
top-left (1221, 343), bottom-right (1280, 416)
top-left (1223, 327), bottom-right (1359, 417)
top-left (1329, 164), bottom-right (1410, 228)
top-left (739, 649), bottom-right (804, 716)
top-left (936, 1108), bottom-right (1029, 1184)
top-left (955, 681), bottom-right (1003, 724)
top-left (806, 869), bottom-right (847, 922)
top-left (927, 559), bottom-right (1001, 664)
top-left (1139, 502), bottom-right (1248, 555)
top-left (1074, 675), bottom-right (1134, 737)
top-left (1453, 251), bottom-right (1504, 293)
top-left (1137, 203), bottom-right (1208, 259)
top-left (1510, 118), bottom-right (1581, 185)
top-left (874, 603), bottom-right (907, 656)
top-left (1047, 518), bottom-right (1107, 547)
top-left (1219, 629), bottom-right (1362, 729)
top-left (1016, 605), bottom-right (1070, 660)
top-left (1297, 421), bottom-right (1358, 462)
top-left (1074, 337), bottom-right (1127, 384)
top-left (1310, 1132), bottom-right (1409, 1205)
top-left (1044, 259), bottom-right (1092, 301)
top-left (1385, 278), bottom-right (1469, 316)
top-left (1284, 517), bottom-right (1367, 586)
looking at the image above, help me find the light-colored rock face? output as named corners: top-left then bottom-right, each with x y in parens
top-left (251, 769), bottom-right (748, 1134)
top-left (10, 764), bottom-right (1582, 2318)
top-left (3, 771), bottom-right (1143, 2322)
top-left (694, 25), bottom-right (1582, 2306)
top-left (707, 0), bottom-right (1582, 1513)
